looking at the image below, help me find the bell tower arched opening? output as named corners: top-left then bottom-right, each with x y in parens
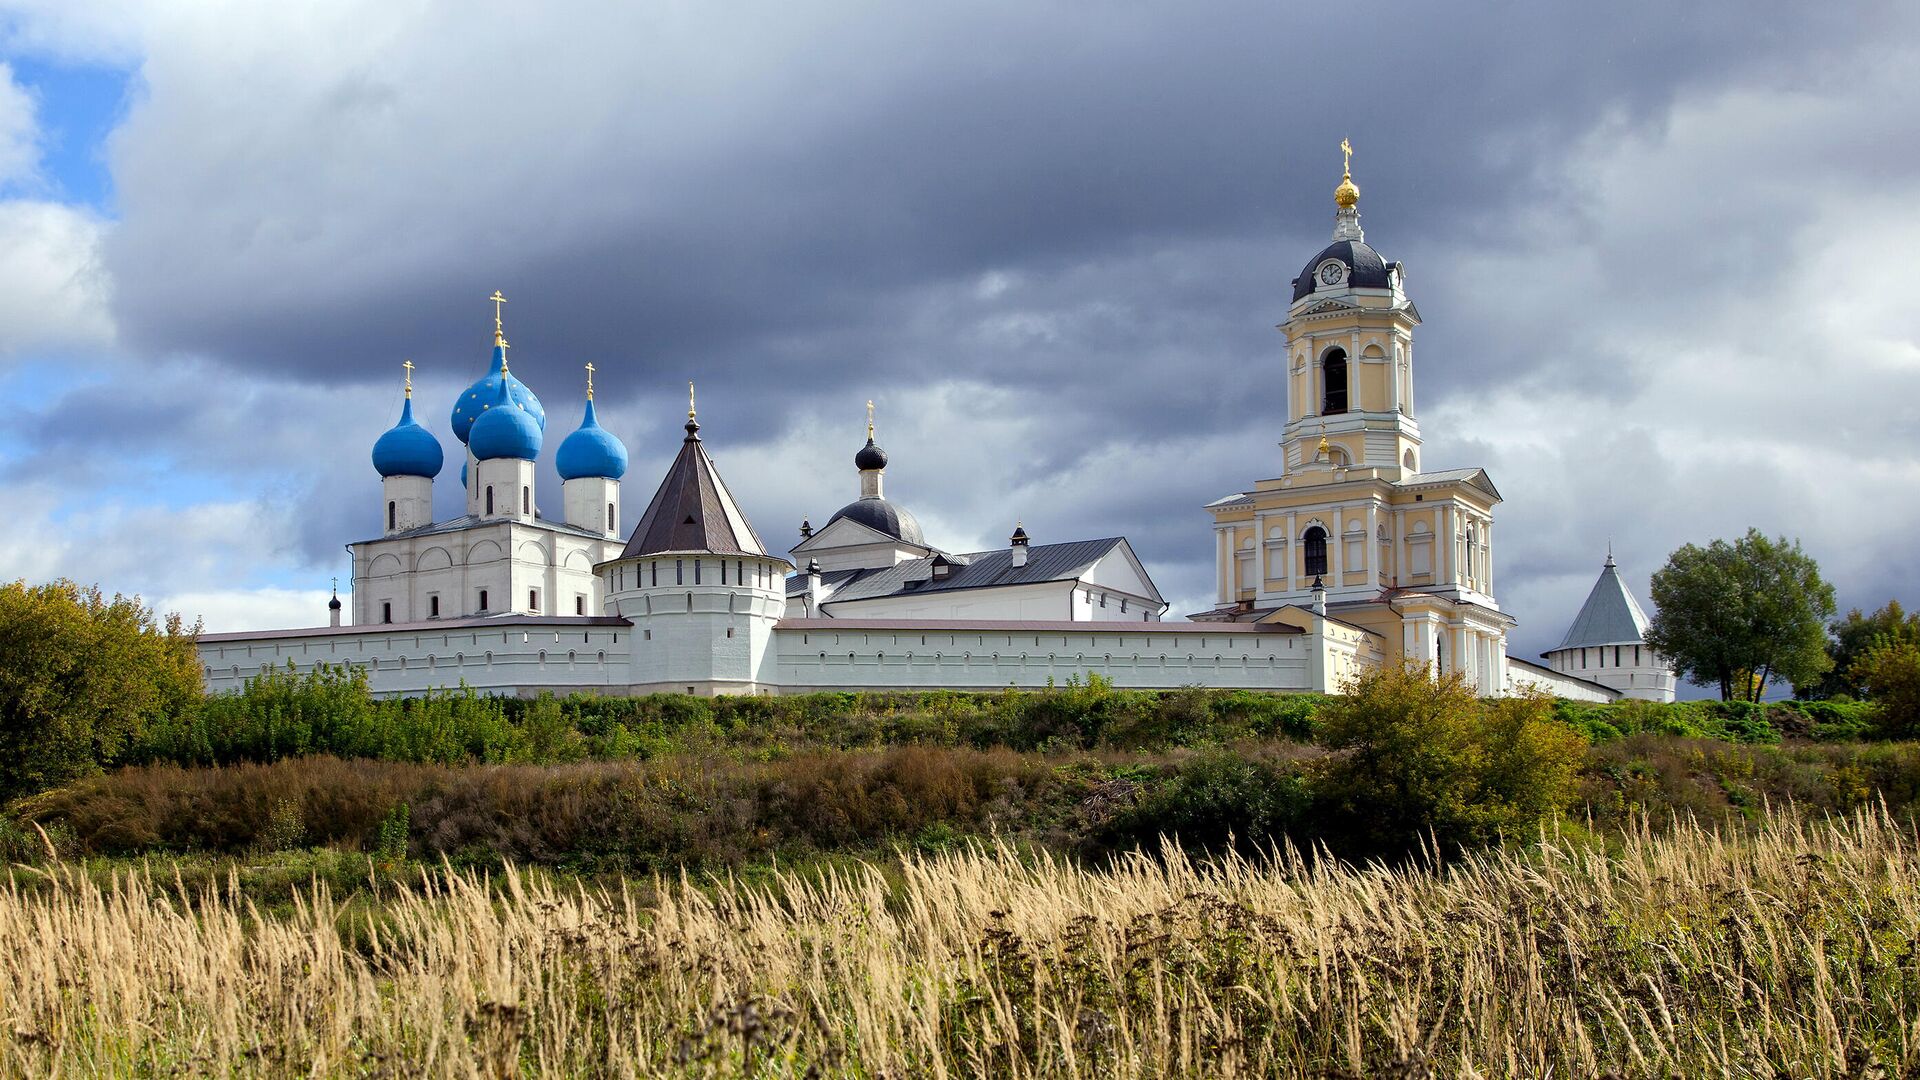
top-left (1321, 348), bottom-right (1348, 415)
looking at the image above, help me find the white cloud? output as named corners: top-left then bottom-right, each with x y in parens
top-left (1425, 45), bottom-right (1920, 655)
top-left (0, 60), bottom-right (37, 187)
top-left (0, 199), bottom-right (113, 353)
top-left (0, 59), bottom-right (114, 354)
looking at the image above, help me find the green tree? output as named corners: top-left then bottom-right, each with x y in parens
top-left (1643, 530), bottom-right (1835, 701)
top-left (1853, 640), bottom-right (1920, 739)
top-left (1798, 600), bottom-right (1920, 700)
top-left (1315, 662), bottom-right (1586, 851)
top-left (0, 579), bottom-right (203, 800)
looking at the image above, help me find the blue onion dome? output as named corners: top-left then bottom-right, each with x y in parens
top-left (371, 398), bottom-right (445, 478)
top-left (557, 399), bottom-right (628, 480)
top-left (468, 378), bottom-right (543, 461)
top-left (855, 437), bottom-right (887, 471)
top-left (450, 344), bottom-right (545, 444)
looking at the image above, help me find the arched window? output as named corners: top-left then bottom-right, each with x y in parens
top-left (485, 486), bottom-right (495, 515)
top-left (522, 486), bottom-right (530, 515)
top-left (1322, 348), bottom-right (1349, 415)
top-left (607, 502), bottom-right (615, 531)
top-left (387, 501), bottom-right (396, 530)
top-left (1303, 525), bottom-right (1329, 578)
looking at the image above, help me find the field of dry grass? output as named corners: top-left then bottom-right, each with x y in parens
top-left (4, 806), bottom-right (1918, 1078)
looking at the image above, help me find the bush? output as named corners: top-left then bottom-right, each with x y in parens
top-left (1098, 746), bottom-right (1314, 853)
top-left (0, 579), bottom-right (203, 800)
top-left (1856, 640), bottom-right (1920, 739)
top-left (1316, 664), bottom-right (1586, 852)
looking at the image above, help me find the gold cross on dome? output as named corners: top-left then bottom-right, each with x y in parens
top-left (488, 290), bottom-right (509, 348)
top-left (1340, 137), bottom-right (1353, 177)
top-left (584, 362), bottom-right (596, 400)
top-left (688, 381), bottom-right (696, 420)
top-left (866, 399), bottom-right (875, 438)
top-left (402, 358), bottom-right (415, 398)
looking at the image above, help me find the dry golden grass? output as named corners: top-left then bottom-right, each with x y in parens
top-left (4, 807), bottom-right (1919, 1077)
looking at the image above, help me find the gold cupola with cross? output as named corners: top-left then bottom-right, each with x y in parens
top-left (1279, 139), bottom-right (1423, 478)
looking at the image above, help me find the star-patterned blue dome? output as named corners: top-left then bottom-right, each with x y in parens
top-left (450, 344), bottom-right (545, 445)
top-left (371, 398), bottom-right (444, 478)
top-left (556, 399), bottom-right (628, 480)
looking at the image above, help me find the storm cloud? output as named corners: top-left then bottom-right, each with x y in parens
top-left (2, 0), bottom-right (1917, 674)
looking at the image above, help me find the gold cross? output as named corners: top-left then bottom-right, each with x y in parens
top-left (866, 399), bottom-right (875, 439)
top-left (688, 381), bottom-right (696, 420)
top-left (402, 358), bottom-right (414, 398)
top-left (488, 290), bottom-right (509, 348)
top-left (1340, 137), bottom-right (1353, 178)
top-left (584, 362), bottom-right (596, 400)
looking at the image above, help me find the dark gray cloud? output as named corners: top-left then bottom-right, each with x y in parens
top-left (4, 0), bottom-right (1919, 679)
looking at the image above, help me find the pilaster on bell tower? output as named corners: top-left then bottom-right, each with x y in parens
top-left (1279, 140), bottom-right (1425, 479)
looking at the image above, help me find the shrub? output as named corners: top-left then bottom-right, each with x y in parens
top-left (0, 579), bottom-right (203, 799)
top-left (1856, 640), bottom-right (1920, 739)
top-left (1316, 664), bottom-right (1586, 852)
top-left (1098, 746), bottom-right (1314, 853)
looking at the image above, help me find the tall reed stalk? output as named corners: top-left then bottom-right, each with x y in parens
top-left (4, 806), bottom-right (1917, 1077)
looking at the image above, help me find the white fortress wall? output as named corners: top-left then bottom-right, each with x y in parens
top-left (771, 620), bottom-right (1314, 692)
top-left (1506, 655), bottom-right (1618, 703)
top-left (198, 617), bottom-right (633, 699)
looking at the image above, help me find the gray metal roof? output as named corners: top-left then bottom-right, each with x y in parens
top-left (826, 496), bottom-right (925, 546)
top-left (366, 513), bottom-right (612, 543)
top-left (1550, 557), bottom-right (1652, 651)
top-left (1292, 238), bottom-right (1395, 301)
top-left (621, 417), bottom-right (772, 559)
top-left (789, 538), bottom-right (1158, 609)
top-left (1398, 468), bottom-right (1502, 500)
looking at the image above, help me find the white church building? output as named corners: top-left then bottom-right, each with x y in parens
top-left (197, 153), bottom-right (1668, 704)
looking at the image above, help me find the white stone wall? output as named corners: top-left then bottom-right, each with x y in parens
top-left (601, 552), bottom-right (789, 695)
top-left (562, 476), bottom-right (620, 538)
top-left (772, 623), bottom-right (1312, 692)
top-left (1507, 656), bottom-right (1620, 703)
top-left (381, 475), bottom-right (433, 534)
top-left (199, 619), bottom-right (633, 698)
top-left (351, 520), bottom-right (621, 625)
top-left (1544, 645), bottom-right (1676, 702)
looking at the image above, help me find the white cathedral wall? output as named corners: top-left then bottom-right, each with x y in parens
top-left (824, 582), bottom-right (1071, 621)
top-left (351, 522), bottom-right (620, 625)
top-left (199, 620), bottom-right (633, 698)
top-left (562, 477), bottom-right (620, 538)
top-left (771, 624), bottom-right (1314, 692)
top-left (381, 475), bottom-right (433, 534)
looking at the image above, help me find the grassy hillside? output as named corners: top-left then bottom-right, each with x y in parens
top-left (3, 806), bottom-right (1915, 1077)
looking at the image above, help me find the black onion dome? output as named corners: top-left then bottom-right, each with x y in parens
top-left (828, 496), bottom-right (924, 546)
top-left (1291, 238), bottom-right (1394, 301)
top-left (855, 438), bottom-right (888, 471)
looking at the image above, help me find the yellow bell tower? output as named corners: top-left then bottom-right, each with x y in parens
top-left (1196, 141), bottom-right (1514, 697)
top-left (1278, 141), bottom-right (1424, 478)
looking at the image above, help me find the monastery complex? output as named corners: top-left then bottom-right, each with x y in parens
top-left (198, 150), bottom-right (1674, 704)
